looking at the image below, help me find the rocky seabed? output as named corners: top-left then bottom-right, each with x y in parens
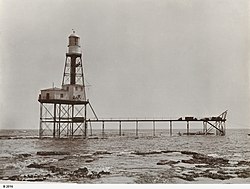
top-left (1, 150), bottom-right (250, 183)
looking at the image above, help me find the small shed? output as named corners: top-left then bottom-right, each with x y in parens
top-left (40, 87), bottom-right (69, 101)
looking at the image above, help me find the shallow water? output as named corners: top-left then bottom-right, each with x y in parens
top-left (0, 129), bottom-right (250, 183)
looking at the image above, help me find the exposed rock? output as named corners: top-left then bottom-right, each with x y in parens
top-left (217, 170), bottom-right (227, 174)
top-left (74, 167), bottom-right (89, 176)
top-left (37, 151), bottom-right (70, 156)
top-left (88, 136), bottom-right (99, 139)
top-left (176, 170), bottom-right (234, 181)
top-left (176, 174), bottom-right (195, 181)
top-left (211, 157), bottom-right (229, 165)
top-left (8, 175), bottom-right (21, 181)
top-left (237, 160), bottom-right (250, 166)
top-left (202, 172), bottom-right (234, 180)
top-left (58, 154), bottom-right (94, 161)
top-left (180, 151), bottom-right (198, 155)
top-left (45, 173), bottom-right (52, 177)
top-left (5, 174), bottom-right (50, 182)
top-left (182, 153), bottom-right (229, 167)
top-left (132, 151), bottom-right (162, 155)
top-left (195, 164), bottom-right (209, 168)
top-left (58, 156), bottom-right (70, 161)
top-left (235, 169), bottom-right (250, 178)
top-left (187, 171), bottom-right (200, 178)
top-left (80, 154), bottom-right (93, 158)
top-left (0, 136), bottom-right (13, 140)
top-left (132, 150), bottom-right (207, 156)
top-left (87, 171), bottom-right (101, 179)
top-left (70, 168), bottom-right (109, 179)
top-left (48, 165), bottom-right (68, 174)
top-left (85, 159), bottom-right (95, 163)
top-left (26, 163), bottom-right (110, 181)
top-left (157, 160), bottom-right (179, 165)
top-left (27, 177), bottom-right (46, 182)
top-left (58, 155), bottom-right (81, 161)
top-left (17, 153), bottom-right (32, 158)
top-left (27, 163), bottom-right (69, 174)
top-left (27, 163), bottom-right (47, 169)
top-left (93, 151), bottom-right (112, 155)
top-left (99, 170), bottom-right (111, 175)
top-left (161, 150), bottom-right (177, 154)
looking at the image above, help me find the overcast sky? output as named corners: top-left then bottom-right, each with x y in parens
top-left (0, 0), bottom-right (249, 129)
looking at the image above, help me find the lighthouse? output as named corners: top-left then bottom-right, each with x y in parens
top-left (61, 30), bottom-right (86, 101)
top-left (38, 31), bottom-right (91, 139)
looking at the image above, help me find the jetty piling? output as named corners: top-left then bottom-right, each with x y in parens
top-left (102, 121), bottom-right (105, 139)
top-left (119, 121), bottom-right (122, 136)
top-left (153, 121), bottom-right (156, 137)
top-left (170, 121), bottom-right (173, 136)
top-left (136, 121), bottom-right (139, 137)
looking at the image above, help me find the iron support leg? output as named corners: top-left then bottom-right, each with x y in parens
top-left (84, 104), bottom-right (87, 139)
top-left (71, 104), bottom-right (74, 137)
top-left (119, 121), bottom-right (122, 136)
top-left (223, 121), bottom-right (226, 135)
top-left (89, 121), bottom-right (93, 136)
top-left (153, 121), bottom-right (155, 137)
top-left (187, 121), bottom-right (190, 135)
top-left (203, 121), bottom-right (207, 134)
top-left (53, 103), bottom-right (56, 138)
top-left (39, 103), bottom-right (43, 138)
top-left (102, 121), bottom-right (105, 139)
top-left (58, 104), bottom-right (61, 138)
top-left (136, 121), bottom-right (139, 137)
top-left (170, 121), bottom-right (173, 136)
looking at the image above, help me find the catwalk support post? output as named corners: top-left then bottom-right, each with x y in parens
top-left (187, 121), bottom-right (190, 135)
top-left (153, 121), bottom-right (155, 137)
top-left (170, 121), bottom-right (173, 136)
top-left (136, 121), bottom-right (139, 137)
top-left (102, 121), bottom-right (105, 139)
top-left (119, 121), bottom-right (122, 136)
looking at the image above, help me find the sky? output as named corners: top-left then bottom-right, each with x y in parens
top-left (0, 0), bottom-right (249, 129)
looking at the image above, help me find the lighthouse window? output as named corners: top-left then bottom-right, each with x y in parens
top-left (60, 94), bottom-right (63, 98)
top-left (69, 38), bottom-right (78, 46)
top-left (75, 86), bottom-right (78, 91)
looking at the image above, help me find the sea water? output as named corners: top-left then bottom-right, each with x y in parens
top-left (0, 129), bottom-right (250, 184)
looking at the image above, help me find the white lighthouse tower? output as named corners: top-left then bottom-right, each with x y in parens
top-left (38, 31), bottom-right (91, 139)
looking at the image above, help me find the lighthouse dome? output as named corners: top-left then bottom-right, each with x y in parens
top-left (69, 32), bottom-right (79, 38)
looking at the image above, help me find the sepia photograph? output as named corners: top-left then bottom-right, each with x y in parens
top-left (0, 0), bottom-right (249, 187)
